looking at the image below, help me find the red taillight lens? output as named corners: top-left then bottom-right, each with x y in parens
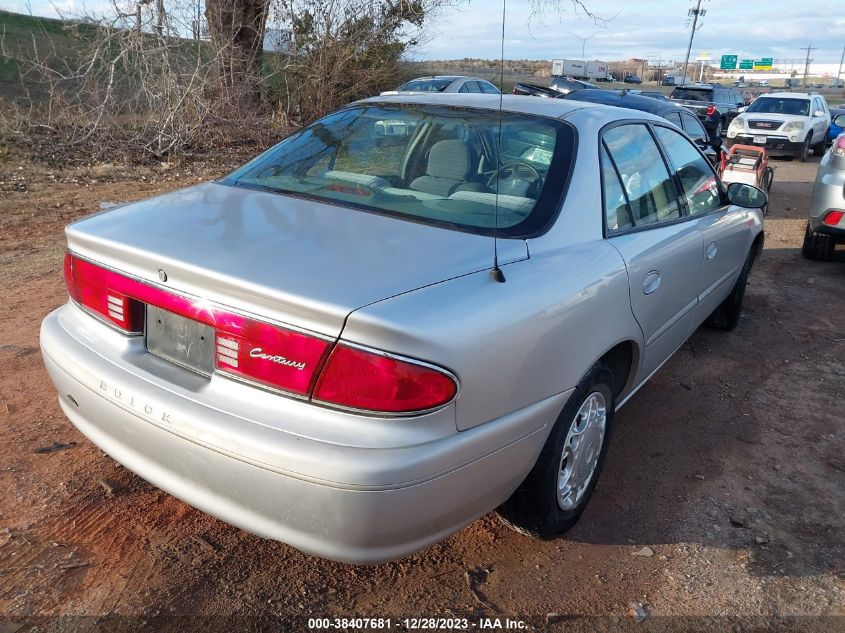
top-left (706, 105), bottom-right (717, 116)
top-left (313, 344), bottom-right (457, 413)
top-left (63, 254), bottom-right (457, 412)
top-left (214, 320), bottom-right (330, 396)
top-left (823, 210), bottom-right (844, 226)
top-left (64, 254), bottom-right (144, 333)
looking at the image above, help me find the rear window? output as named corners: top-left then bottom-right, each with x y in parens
top-left (747, 97), bottom-right (810, 116)
top-left (670, 88), bottom-right (713, 102)
top-left (398, 79), bottom-right (453, 92)
top-left (222, 105), bottom-right (575, 237)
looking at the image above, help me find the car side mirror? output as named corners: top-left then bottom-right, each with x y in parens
top-left (835, 114), bottom-right (845, 127)
top-left (726, 182), bottom-right (767, 209)
top-left (813, 110), bottom-right (825, 117)
top-left (738, 106), bottom-right (747, 113)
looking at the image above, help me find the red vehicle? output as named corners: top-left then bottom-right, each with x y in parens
top-left (721, 144), bottom-right (774, 190)
top-left (720, 145), bottom-right (774, 214)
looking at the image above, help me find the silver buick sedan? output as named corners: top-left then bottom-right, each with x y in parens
top-left (40, 94), bottom-right (766, 564)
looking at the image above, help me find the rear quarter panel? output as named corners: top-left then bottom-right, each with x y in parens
top-left (340, 241), bottom-right (636, 431)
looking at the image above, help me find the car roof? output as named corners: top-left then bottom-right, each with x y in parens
top-left (403, 76), bottom-right (489, 83)
top-left (561, 89), bottom-right (685, 117)
top-left (758, 92), bottom-right (814, 99)
top-left (356, 93), bottom-right (665, 124)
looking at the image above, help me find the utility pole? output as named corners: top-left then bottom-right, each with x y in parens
top-left (681, 0), bottom-right (707, 86)
top-left (837, 42), bottom-right (845, 88)
top-left (800, 43), bottom-right (817, 87)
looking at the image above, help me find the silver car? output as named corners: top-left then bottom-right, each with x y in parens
top-left (383, 75), bottom-right (500, 95)
top-left (803, 115), bottom-right (845, 261)
top-left (40, 94), bottom-right (766, 564)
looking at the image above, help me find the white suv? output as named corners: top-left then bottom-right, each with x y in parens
top-left (727, 92), bottom-right (831, 161)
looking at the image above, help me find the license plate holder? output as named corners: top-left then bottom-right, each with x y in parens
top-left (752, 135), bottom-right (767, 144)
top-left (145, 305), bottom-right (215, 376)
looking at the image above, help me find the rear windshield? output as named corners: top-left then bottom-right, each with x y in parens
top-left (222, 105), bottom-right (575, 237)
top-left (670, 88), bottom-right (713, 101)
top-left (746, 97), bottom-right (810, 116)
top-left (397, 79), bottom-right (453, 92)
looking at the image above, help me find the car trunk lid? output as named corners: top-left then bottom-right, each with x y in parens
top-left (65, 182), bottom-right (528, 338)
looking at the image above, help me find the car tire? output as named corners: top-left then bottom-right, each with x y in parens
top-left (705, 246), bottom-right (755, 331)
top-left (801, 222), bottom-right (835, 261)
top-left (497, 362), bottom-right (615, 539)
top-left (799, 134), bottom-right (812, 162)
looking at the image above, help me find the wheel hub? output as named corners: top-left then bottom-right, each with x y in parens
top-left (557, 391), bottom-right (607, 511)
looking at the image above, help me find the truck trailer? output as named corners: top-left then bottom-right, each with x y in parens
top-left (551, 59), bottom-right (611, 82)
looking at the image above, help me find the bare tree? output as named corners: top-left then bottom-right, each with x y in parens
top-left (272, 0), bottom-right (453, 122)
top-left (205, 0), bottom-right (271, 107)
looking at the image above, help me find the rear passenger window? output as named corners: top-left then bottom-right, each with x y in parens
top-left (480, 82), bottom-right (499, 95)
top-left (459, 81), bottom-right (482, 93)
top-left (664, 112), bottom-right (682, 127)
top-left (654, 126), bottom-right (721, 216)
top-left (600, 144), bottom-right (633, 232)
top-left (603, 124), bottom-right (680, 227)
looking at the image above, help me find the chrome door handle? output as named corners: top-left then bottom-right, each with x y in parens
top-left (643, 271), bottom-right (661, 295)
top-left (706, 242), bottom-right (718, 260)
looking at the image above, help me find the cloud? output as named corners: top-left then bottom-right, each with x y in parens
top-left (417, 0), bottom-right (845, 64)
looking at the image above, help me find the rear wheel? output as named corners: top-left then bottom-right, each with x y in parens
top-left (799, 134), bottom-right (812, 162)
top-left (705, 246), bottom-right (754, 331)
top-left (802, 222), bottom-right (835, 261)
top-left (498, 363), bottom-right (615, 538)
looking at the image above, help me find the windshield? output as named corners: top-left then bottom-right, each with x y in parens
top-left (670, 88), bottom-right (713, 102)
top-left (222, 105), bottom-right (575, 236)
top-left (746, 97), bottom-right (810, 116)
top-left (397, 79), bottom-right (453, 92)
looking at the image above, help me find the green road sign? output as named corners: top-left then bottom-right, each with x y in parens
top-left (720, 55), bottom-right (738, 70)
top-left (739, 59), bottom-right (754, 70)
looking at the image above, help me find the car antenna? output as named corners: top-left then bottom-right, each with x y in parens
top-left (490, 0), bottom-right (507, 283)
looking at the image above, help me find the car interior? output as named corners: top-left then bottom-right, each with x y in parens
top-left (231, 108), bottom-right (561, 230)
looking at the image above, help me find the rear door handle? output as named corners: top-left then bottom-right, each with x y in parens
top-left (706, 242), bottom-right (718, 260)
top-left (643, 271), bottom-right (661, 295)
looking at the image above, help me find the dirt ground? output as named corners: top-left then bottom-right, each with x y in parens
top-left (0, 152), bottom-right (843, 632)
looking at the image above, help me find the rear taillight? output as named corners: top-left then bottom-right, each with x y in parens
top-left (313, 344), bottom-right (457, 413)
top-left (63, 254), bottom-right (457, 413)
top-left (835, 136), bottom-right (845, 156)
top-left (64, 253), bottom-right (144, 333)
top-left (705, 105), bottom-right (717, 116)
top-left (823, 210), bottom-right (844, 226)
top-left (213, 318), bottom-right (330, 396)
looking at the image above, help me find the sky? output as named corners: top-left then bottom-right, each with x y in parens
top-left (3, 0), bottom-right (845, 68)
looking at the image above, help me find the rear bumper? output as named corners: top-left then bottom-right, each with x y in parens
top-left (40, 304), bottom-right (566, 563)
